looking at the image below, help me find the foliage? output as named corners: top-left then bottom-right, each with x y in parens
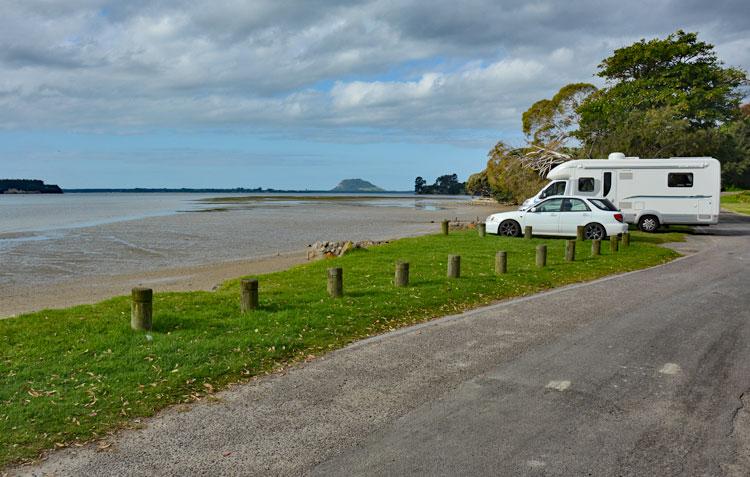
top-left (719, 113), bottom-right (750, 188)
top-left (577, 30), bottom-right (747, 157)
top-left (414, 174), bottom-right (466, 195)
top-left (522, 82), bottom-right (597, 146)
top-left (0, 230), bottom-right (682, 468)
top-left (414, 176), bottom-right (427, 194)
top-left (485, 142), bottom-right (546, 204)
top-left (465, 171), bottom-right (492, 197)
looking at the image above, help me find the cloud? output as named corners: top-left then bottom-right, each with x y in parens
top-left (0, 0), bottom-right (748, 144)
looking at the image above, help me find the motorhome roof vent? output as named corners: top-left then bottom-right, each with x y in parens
top-left (608, 152), bottom-right (626, 160)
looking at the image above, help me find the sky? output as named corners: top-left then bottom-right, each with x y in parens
top-left (0, 0), bottom-right (748, 190)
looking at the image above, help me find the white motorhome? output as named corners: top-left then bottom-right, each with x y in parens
top-left (522, 152), bottom-right (721, 232)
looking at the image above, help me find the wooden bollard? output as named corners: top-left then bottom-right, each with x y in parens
top-left (565, 240), bottom-right (576, 262)
top-left (394, 261), bottom-right (409, 287)
top-left (240, 279), bottom-right (259, 312)
top-left (441, 220), bottom-right (449, 235)
top-left (131, 287), bottom-right (153, 331)
top-left (621, 233), bottom-right (630, 248)
top-left (447, 255), bottom-right (461, 278)
top-left (327, 267), bottom-right (343, 297)
top-left (591, 239), bottom-right (601, 256)
top-left (478, 223), bottom-right (486, 237)
top-left (536, 245), bottom-right (547, 268)
top-left (524, 226), bottom-right (532, 240)
top-left (610, 235), bottom-right (619, 252)
top-left (576, 225), bottom-right (585, 241)
top-left (495, 251), bottom-right (507, 274)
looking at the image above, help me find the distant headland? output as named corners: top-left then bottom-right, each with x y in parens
top-left (0, 179), bottom-right (63, 194)
top-left (330, 179), bottom-right (384, 192)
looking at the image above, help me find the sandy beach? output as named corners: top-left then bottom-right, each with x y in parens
top-left (1, 195), bottom-right (505, 317)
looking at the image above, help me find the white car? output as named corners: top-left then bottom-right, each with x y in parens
top-left (485, 196), bottom-right (629, 239)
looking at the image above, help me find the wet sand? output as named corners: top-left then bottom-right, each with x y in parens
top-left (2, 199), bottom-right (505, 317)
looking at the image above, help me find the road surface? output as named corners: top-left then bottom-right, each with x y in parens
top-left (14, 214), bottom-right (750, 476)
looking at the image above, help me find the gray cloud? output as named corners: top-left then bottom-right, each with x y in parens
top-left (0, 0), bottom-right (747, 143)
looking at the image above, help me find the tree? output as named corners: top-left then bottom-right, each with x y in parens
top-left (577, 30), bottom-right (747, 157)
top-left (414, 176), bottom-right (426, 194)
top-left (433, 174), bottom-right (465, 195)
top-left (719, 107), bottom-right (750, 188)
top-left (466, 171), bottom-right (492, 197)
top-left (522, 82), bottom-right (596, 146)
top-left (485, 142), bottom-right (546, 204)
top-left (414, 174), bottom-right (466, 195)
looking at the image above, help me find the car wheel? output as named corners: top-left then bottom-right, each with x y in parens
top-left (584, 222), bottom-right (606, 240)
top-left (498, 220), bottom-right (521, 237)
top-left (638, 215), bottom-right (659, 233)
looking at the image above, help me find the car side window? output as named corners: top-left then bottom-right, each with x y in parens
top-left (562, 198), bottom-right (590, 212)
top-left (536, 198), bottom-right (563, 212)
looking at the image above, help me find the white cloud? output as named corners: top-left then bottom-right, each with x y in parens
top-left (0, 0), bottom-right (747, 143)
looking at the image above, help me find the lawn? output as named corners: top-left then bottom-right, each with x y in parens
top-left (721, 191), bottom-right (750, 215)
top-left (0, 229), bottom-right (685, 468)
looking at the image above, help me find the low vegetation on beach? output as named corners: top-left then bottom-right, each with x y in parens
top-left (0, 229), bottom-right (685, 468)
top-left (721, 191), bottom-right (750, 215)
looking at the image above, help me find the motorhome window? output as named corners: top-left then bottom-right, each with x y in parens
top-left (541, 181), bottom-right (566, 198)
top-left (603, 172), bottom-right (612, 196)
top-left (668, 173), bottom-right (693, 188)
top-left (536, 198), bottom-right (563, 212)
top-left (578, 178), bottom-right (595, 192)
top-left (562, 198), bottom-right (590, 212)
top-left (590, 198), bottom-right (618, 211)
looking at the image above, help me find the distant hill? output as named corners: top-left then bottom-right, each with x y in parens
top-left (330, 179), bottom-right (384, 192)
top-left (0, 179), bottom-right (63, 194)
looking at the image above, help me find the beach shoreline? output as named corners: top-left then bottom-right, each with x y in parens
top-left (2, 200), bottom-right (505, 318)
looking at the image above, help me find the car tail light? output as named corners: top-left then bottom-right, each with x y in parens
top-left (614, 213), bottom-right (624, 223)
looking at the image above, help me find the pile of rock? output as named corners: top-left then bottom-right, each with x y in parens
top-left (306, 240), bottom-right (389, 260)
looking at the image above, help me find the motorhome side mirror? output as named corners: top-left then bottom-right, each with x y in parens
top-left (529, 207), bottom-right (538, 213)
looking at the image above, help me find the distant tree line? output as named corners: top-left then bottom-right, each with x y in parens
top-left (0, 179), bottom-right (62, 194)
top-left (414, 174), bottom-right (466, 195)
top-left (469, 30), bottom-right (750, 203)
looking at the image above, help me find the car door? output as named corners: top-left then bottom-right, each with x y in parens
top-left (559, 198), bottom-right (592, 235)
top-left (524, 198), bottom-right (563, 234)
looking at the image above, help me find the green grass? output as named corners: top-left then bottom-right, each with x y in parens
top-left (721, 191), bottom-right (750, 215)
top-left (0, 230), bottom-right (685, 468)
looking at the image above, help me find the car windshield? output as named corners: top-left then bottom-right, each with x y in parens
top-left (589, 198), bottom-right (618, 211)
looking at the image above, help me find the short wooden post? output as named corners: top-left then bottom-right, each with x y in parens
top-left (565, 240), bottom-right (576, 262)
top-left (394, 261), bottom-right (409, 287)
top-left (327, 267), bottom-right (343, 297)
top-left (240, 279), bottom-right (259, 312)
top-left (447, 255), bottom-right (461, 278)
top-left (524, 226), bottom-right (532, 240)
top-left (131, 287), bottom-right (152, 331)
top-left (536, 245), bottom-right (547, 268)
top-left (478, 223), bottom-right (486, 237)
top-left (495, 251), bottom-right (507, 274)
top-left (591, 239), bottom-right (601, 256)
top-left (441, 220), bottom-right (449, 235)
top-left (576, 225), bottom-right (585, 241)
top-left (610, 235), bottom-right (619, 253)
top-left (621, 232), bottom-right (630, 248)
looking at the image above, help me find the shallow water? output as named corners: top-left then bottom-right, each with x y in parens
top-left (0, 193), bottom-right (477, 289)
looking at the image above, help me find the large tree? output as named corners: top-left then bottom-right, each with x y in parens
top-left (577, 30), bottom-right (747, 157)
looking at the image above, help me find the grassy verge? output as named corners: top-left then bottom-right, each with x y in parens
top-left (721, 191), bottom-right (750, 215)
top-left (0, 229), bottom-right (685, 468)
